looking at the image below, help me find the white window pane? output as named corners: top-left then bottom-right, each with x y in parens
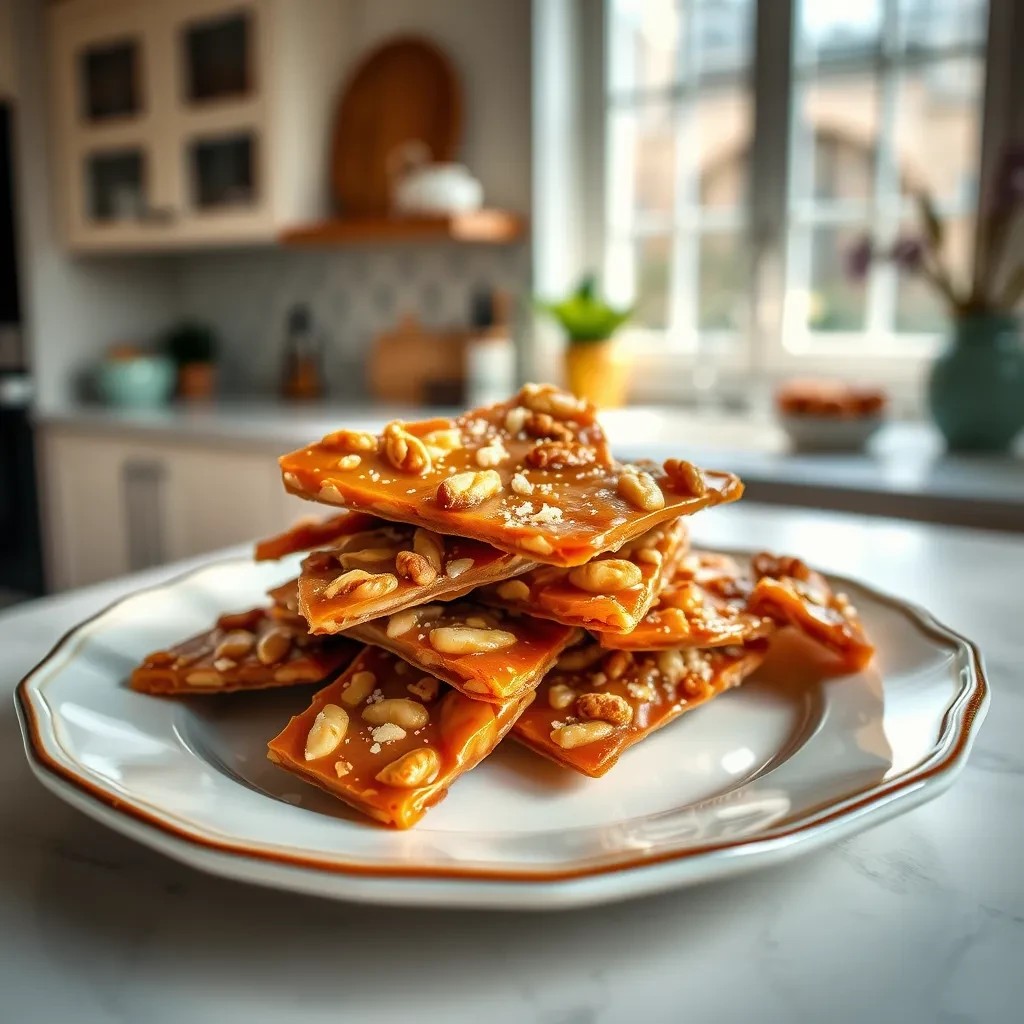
top-left (806, 224), bottom-right (870, 332)
top-left (796, 0), bottom-right (883, 65)
top-left (894, 57), bottom-right (984, 208)
top-left (633, 235), bottom-right (673, 329)
top-left (609, 100), bottom-right (678, 226)
top-left (698, 230), bottom-right (746, 330)
top-left (792, 74), bottom-right (879, 203)
top-left (899, 0), bottom-right (987, 53)
top-left (696, 86), bottom-right (751, 209)
top-left (691, 0), bottom-right (753, 77)
top-left (609, 0), bottom-right (681, 95)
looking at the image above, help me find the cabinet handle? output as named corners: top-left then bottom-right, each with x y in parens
top-left (122, 459), bottom-right (166, 572)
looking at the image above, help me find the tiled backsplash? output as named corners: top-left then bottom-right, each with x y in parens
top-left (171, 243), bottom-right (531, 397)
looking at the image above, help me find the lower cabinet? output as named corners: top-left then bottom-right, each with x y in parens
top-left (39, 427), bottom-right (310, 590)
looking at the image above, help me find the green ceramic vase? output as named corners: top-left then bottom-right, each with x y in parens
top-left (928, 313), bottom-right (1024, 452)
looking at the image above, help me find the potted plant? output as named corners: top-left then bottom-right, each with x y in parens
top-left (537, 274), bottom-right (633, 408)
top-left (848, 146), bottom-right (1024, 451)
top-left (164, 322), bottom-right (218, 401)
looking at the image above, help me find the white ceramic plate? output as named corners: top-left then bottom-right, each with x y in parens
top-left (16, 554), bottom-right (988, 910)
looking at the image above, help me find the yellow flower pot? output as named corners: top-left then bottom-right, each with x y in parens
top-left (564, 339), bottom-right (629, 409)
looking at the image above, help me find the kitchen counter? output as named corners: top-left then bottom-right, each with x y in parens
top-left (35, 400), bottom-right (1024, 530)
top-left (3, 502), bottom-right (1023, 1023)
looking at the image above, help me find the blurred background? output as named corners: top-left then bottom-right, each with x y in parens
top-left (1, 0), bottom-right (1022, 603)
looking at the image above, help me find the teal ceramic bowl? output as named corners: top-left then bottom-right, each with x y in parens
top-left (95, 356), bottom-right (176, 408)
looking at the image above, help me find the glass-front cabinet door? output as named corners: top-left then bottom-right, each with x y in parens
top-left (50, 1), bottom-right (172, 248)
top-left (166, 0), bottom-right (273, 242)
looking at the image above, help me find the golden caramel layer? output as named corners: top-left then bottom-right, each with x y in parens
top-left (595, 551), bottom-right (776, 650)
top-left (296, 521), bottom-right (532, 634)
top-left (254, 510), bottom-right (380, 562)
top-left (344, 600), bottom-right (581, 702)
top-left (278, 384), bottom-right (743, 567)
top-left (747, 553), bottom-right (874, 670)
top-left (267, 647), bottom-right (533, 828)
top-left (130, 608), bottom-right (357, 696)
top-left (476, 518), bottom-right (688, 633)
top-left (513, 639), bottom-right (767, 778)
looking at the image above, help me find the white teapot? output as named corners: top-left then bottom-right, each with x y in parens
top-left (389, 140), bottom-right (483, 216)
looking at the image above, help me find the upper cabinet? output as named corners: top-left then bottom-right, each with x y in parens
top-left (49, 0), bottom-right (347, 252)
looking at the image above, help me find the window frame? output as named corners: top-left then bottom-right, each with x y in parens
top-left (540, 0), bottom-right (1008, 405)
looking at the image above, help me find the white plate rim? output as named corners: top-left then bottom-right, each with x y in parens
top-left (14, 552), bottom-right (990, 908)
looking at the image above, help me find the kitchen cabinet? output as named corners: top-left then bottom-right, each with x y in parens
top-left (48, 0), bottom-right (347, 252)
top-left (38, 426), bottom-right (310, 590)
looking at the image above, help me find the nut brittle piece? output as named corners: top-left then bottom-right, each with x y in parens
top-left (278, 383), bottom-right (743, 567)
top-left (254, 510), bottom-right (381, 562)
top-left (596, 551), bottom-right (776, 650)
top-left (747, 552), bottom-right (874, 670)
top-left (476, 517), bottom-right (689, 633)
top-left (296, 521), bottom-right (533, 634)
top-left (266, 647), bottom-right (534, 828)
top-left (344, 600), bottom-right (582, 703)
top-left (513, 639), bottom-right (768, 777)
top-left (130, 608), bottom-right (358, 696)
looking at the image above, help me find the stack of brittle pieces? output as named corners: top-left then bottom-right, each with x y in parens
top-left (129, 384), bottom-right (874, 829)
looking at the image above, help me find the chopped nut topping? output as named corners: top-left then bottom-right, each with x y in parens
top-left (213, 629), bottom-right (255, 661)
top-left (371, 722), bottom-right (407, 745)
top-left (445, 557), bottom-right (474, 578)
top-left (429, 626), bottom-right (517, 655)
top-left (361, 697), bottom-right (430, 730)
top-left (575, 691), bottom-right (633, 726)
top-left (550, 720), bottom-right (615, 749)
top-left (304, 704), bottom-right (349, 760)
top-left (386, 608), bottom-right (419, 638)
top-left (510, 471), bottom-right (534, 496)
top-left (617, 470), bottom-right (665, 512)
top-left (340, 670), bottom-right (376, 706)
top-left (567, 559), bottom-right (643, 594)
top-left (320, 429), bottom-right (377, 453)
top-left (663, 458), bottom-right (707, 497)
top-left (337, 454), bottom-right (362, 471)
top-left (375, 747), bottom-right (441, 788)
top-left (339, 547), bottom-right (397, 569)
top-left (256, 626), bottom-right (293, 665)
top-left (407, 675), bottom-right (441, 702)
top-left (496, 579), bottom-right (531, 602)
top-left (526, 441), bottom-right (596, 470)
top-left (350, 573), bottom-right (399, 602)
top-left (334, 759), bottom-right (353, 777)
top-left (548, 683), bottom-right (577, 710)
top-left (436, 469), bottom-right (502, 511)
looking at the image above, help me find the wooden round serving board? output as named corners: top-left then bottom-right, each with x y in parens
top-left (330, 36), bottom-right (463, 216)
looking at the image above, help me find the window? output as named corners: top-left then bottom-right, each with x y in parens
top-left (585, 0), bottom-right (993, 390)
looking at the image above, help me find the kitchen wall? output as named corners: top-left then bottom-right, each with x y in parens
top-left (165, 0), bottom-right (533, 397)
top-left (8, 0), bottom-right (178, 410)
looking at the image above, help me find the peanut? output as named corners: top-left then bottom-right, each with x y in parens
top-left (304, 704), bottom-right (349, 760)
top-left (386, 608), bottom-right (419, 638)
top-left (603, 649), bottom-right (633, 680)
top-left (556, 644), bottom-right (606, 671)
top-left (339, 547), bottom-right (397, 569)
top-left (617, 470), bottom-right (665, 512)
top-left (429, 626), bottom-right (517, 655)
top-left (504, 406), bottom-right (529, 435)
top-left (576, 691), bottom-right (633, 726)
top-left (436, 470), bottom-right (502, 511)
top-left (520, 534), bottom-right (554, 555)
top-left (337, 454), bottom-right (362, 471)
top-left (213, 629), bottom-right (255, 661)
top-left (635, 547), bottom-right (663, 566)
top-left (334, 759), bottom-right (353, 777)
top-left (421, 428), bottom-right (462, 454)
top-left (185, 669), bottom-right (224, 688)
top-left (256, 626), bottom-right (293, 665)
top-left (350, 573), bottom-right (399, 602)
top-left (322, 568), bottom-right (372, 600)
top-left (361, 698), bottom-right (430, 730)
top-left (519, 383), bottom-right (587, 420)
top-left (395, 550), bottom-right (437, 586)
top-left (547, 683), bottom-right (577, 710)
top-left (550, 720), bottom-right (616, 749)
top-left (567, 559), bottom-right (643, 594)
top-left (340, 670), bottom-right (376, 706)
top-left (525, 441), bottom-right (596, 470)
top-left (375, 747), bottom-right (441, 788)
top-left (496, 579), bottom-right (531, 602)
top-left (445, 557), bottom-right (474, 578)
top-left (407, 676), bottom-right (440, 702)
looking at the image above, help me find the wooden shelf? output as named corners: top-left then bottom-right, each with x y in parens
top-left (279, 210), bottom-right (527, 247)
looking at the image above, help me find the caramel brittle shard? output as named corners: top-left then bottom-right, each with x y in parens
top-left (278, 384), bottom-right (743, 567)
top-left (296, 520), bottom-right (532, 634)
top-left (267, 647), bottom-right (533, 828)
top-left (476, 518), bottom-right (688, 633)
top-left (129, 608), bottom-right (358, 696)
top-left (254, 511), bottom-right (380, 562)
top-left (596, 551), bottom-right (776, 650)
top-left (513, 639), bottom-right (767, 778)
top-left (746, 552), bottom-right (874, 670)
top-left (344, 600), bottom-right (581, 703)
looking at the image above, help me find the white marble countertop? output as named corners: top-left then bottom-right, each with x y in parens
top-left (3, 502), bottom-right (1023, 1023)
top-left (35, 400), bottom-right (1024, 531)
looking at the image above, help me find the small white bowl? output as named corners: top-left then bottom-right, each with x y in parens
top-left (778, 413), bottom-right (884, 452)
